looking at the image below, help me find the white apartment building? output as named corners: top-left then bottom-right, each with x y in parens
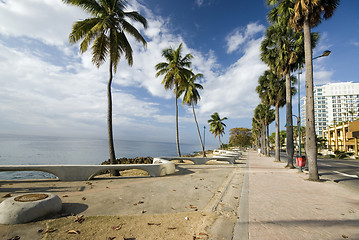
top-left (301, 82), bottom-right (359, 136)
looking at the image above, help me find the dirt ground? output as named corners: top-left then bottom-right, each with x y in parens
top-left (1, 211), bottom-right (216, 240)
top-left (0, 152), bottom-right (246, 240)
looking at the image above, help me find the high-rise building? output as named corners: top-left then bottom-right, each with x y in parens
top-left (301, 82), bottom-right (359, 136)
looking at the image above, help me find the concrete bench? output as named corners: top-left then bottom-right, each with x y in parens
top-left (156, 156), bottom-right (236, 165)
top-left (0, 160), bottom-right (175, 181)
top-left (213, 150), bottom-right (242, 159)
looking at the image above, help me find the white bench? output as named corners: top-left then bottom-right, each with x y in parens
top-left (213, 150), bottom-right (242, 159)
top-left (0, 160), bottom-right (175, 181)
top-left (156, 156), bottom-right (236, 165)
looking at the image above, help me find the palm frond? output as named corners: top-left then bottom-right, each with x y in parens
top-left (69, 18), bottom-right (100, 44)
top-left (117, 31), bottom-right (133, 66)
top-left (91, 32), bottom-right (109, 67)
top-left (62, 0), bottom-right (104, 17)
top-left (121, 20), bottom-right (147, 47)
top-left (124, 11), bottom-right (148, 29)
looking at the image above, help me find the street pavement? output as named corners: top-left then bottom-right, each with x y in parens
top-left (317, 157), bottom-right (359, 191)
top-left (240, 151), bottom-right (359, 240)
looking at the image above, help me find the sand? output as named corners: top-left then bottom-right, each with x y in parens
top-left (0, 152), bottom-right (246, 240)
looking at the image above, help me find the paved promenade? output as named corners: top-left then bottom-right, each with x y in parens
top-left (242, 150), bottom-right (359, 240)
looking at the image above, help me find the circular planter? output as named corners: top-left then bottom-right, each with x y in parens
top-left (0, 193), bottom-right (62, 224)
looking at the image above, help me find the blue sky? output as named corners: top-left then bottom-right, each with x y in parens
top-left (0, 0), bottom-right (358, 149)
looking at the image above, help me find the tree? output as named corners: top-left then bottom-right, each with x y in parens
top-left (289, 0), bottom-right (339, 181)
top-left (269, 130), bottom-right (286, 149)
top-left (262, 0), bottom-right (319, 168)
top-left (155, 43), bottom-right (193, 157)
top-left (251, 118), bottom-right (262, 149)
top-left (348, 110), bottom-right (357, 122)
top-left (208, 112), bottom-right (228, 148)
top-left (179, 72), bottom-right (206, 157)
top-left (253, 103), bottom-right (275, 156)
top-left (229, 128), bottom-right (252, 148)
top-left (256, 70), bottom-right (286, 162)
top-left (63, 0), bottom-right (147, 174)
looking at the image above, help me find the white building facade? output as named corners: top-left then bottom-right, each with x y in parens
top-left (301, 82), bottom-right (359, 136)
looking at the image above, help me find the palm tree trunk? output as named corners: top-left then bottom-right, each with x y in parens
top-left (108, 61), bottom-right (119, 176)
top-left (266, 124), bottom-right (270, 156)
top-left (261, 124), bottom-right (265, 155)
top-left (175, 84), bottom-right (181, 157)
top-left (304, 17), bottom-right (319, 181)
top-left (275, 102), bottom-right (280, 162)
top-left (192, 104), bottom-right (206, 157)
top-left (219, 135), bottom-right (222, 149)
top-left (263, 122), bottom-right (267, 156)
top-left (285, 72), bottom-right (294, 168)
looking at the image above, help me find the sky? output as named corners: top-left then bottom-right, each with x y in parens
top-left (0, 0), bottom-right (358, 149)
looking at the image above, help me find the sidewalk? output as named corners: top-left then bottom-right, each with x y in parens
top-left (244, 150), bottom-right (359, 240)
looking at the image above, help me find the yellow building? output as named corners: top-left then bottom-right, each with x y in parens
top-left (322, 120), bottom-right (359, 155)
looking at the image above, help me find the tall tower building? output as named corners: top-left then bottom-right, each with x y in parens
top-left (301, 82), bottom-right (359, 136)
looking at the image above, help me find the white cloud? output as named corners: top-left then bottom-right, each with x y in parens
top-left (0, 0), bottom-right (87, 46)
top-left (0, 1), bottom-right (267, 143)
top-left (351, 40), bottom-right (359, 47)
top-left (199, 37), bottom-right (266, 119)
top-left (225, 22), bottom-right (265, 54)
top-left (195, 0), bottom-right (204, 7)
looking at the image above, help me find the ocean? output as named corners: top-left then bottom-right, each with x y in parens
top-left (0, 134), bottom-right (207, 180)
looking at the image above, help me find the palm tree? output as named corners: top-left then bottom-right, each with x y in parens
top-left (208, 112), bottom-right (227, 148)
top-left (179, 72), bottom-right (206, 157)
top-left (289, 0), bottom-right (339, 181)
top-left (262, 0), bottom-right (319, 168)
top-left (63, 0), bottom-right (147, 174)
top-left (251, 118), bottom-right (262, 150)
top-left (348, 110), bottom-right (356, 122)
top-left (253, 103), bottom-right (275, 156)
top-left (155, 43), bottom-right (193, 157)
top-left (256, 70), bottom-right (286, 162)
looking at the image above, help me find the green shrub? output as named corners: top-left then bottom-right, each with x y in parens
top-left (337, 153), bottom-right (347, 159)
top-left (334, 150), bottom-right (343, 155)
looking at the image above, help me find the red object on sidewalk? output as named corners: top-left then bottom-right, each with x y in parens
top-left (296, 156), bottom-right (306, 167)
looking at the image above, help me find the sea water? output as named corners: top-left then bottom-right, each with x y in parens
top-left (0, 134), bottom-right (204, 180)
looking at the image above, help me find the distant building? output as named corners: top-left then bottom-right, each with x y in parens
top-left (301, 82), bottom-right (359, 136)
top-left (322, 119), bottom-right (359, 154)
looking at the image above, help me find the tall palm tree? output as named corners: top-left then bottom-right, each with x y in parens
top-left (179, 72), bottom-right (206, 157)
top-left (155, 43), bottom-right (193, 157)
top-left (262, 0), bottom-right (319, 168)
top-left (63, 0), bottom-right (147, 174)
top-left (256, 70), bottom-right (286, 162)
top-left (253, 103), bottom-right (275, 156)
top-left (289, 0), bottom-right (339, 181)
top-left (208, 112), bottom-right (227, 148)
top-left (251, 118), bottom-right (262, 150)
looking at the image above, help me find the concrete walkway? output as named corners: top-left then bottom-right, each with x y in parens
top-left (236, 150), bottom-right (359, 240)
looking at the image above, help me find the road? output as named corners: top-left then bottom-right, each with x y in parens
top-left (276, 152), bottom-right (359, 192)
top-left (316, 157), bottom-right (359, 192)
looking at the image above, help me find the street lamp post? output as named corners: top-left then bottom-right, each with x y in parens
top-left (298, 50), bottom-right (331, 172)
top-left (297, 64), bottom-right (303, 172)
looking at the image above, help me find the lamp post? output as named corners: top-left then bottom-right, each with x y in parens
top-left (297, 64), bottom-right (303, 172)
top-left (298, 50), bottom-right (331, 172)
top-left (313, 50), bottom-right (331, 60)
top-left (285, 114), bottom-right (303, 171)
